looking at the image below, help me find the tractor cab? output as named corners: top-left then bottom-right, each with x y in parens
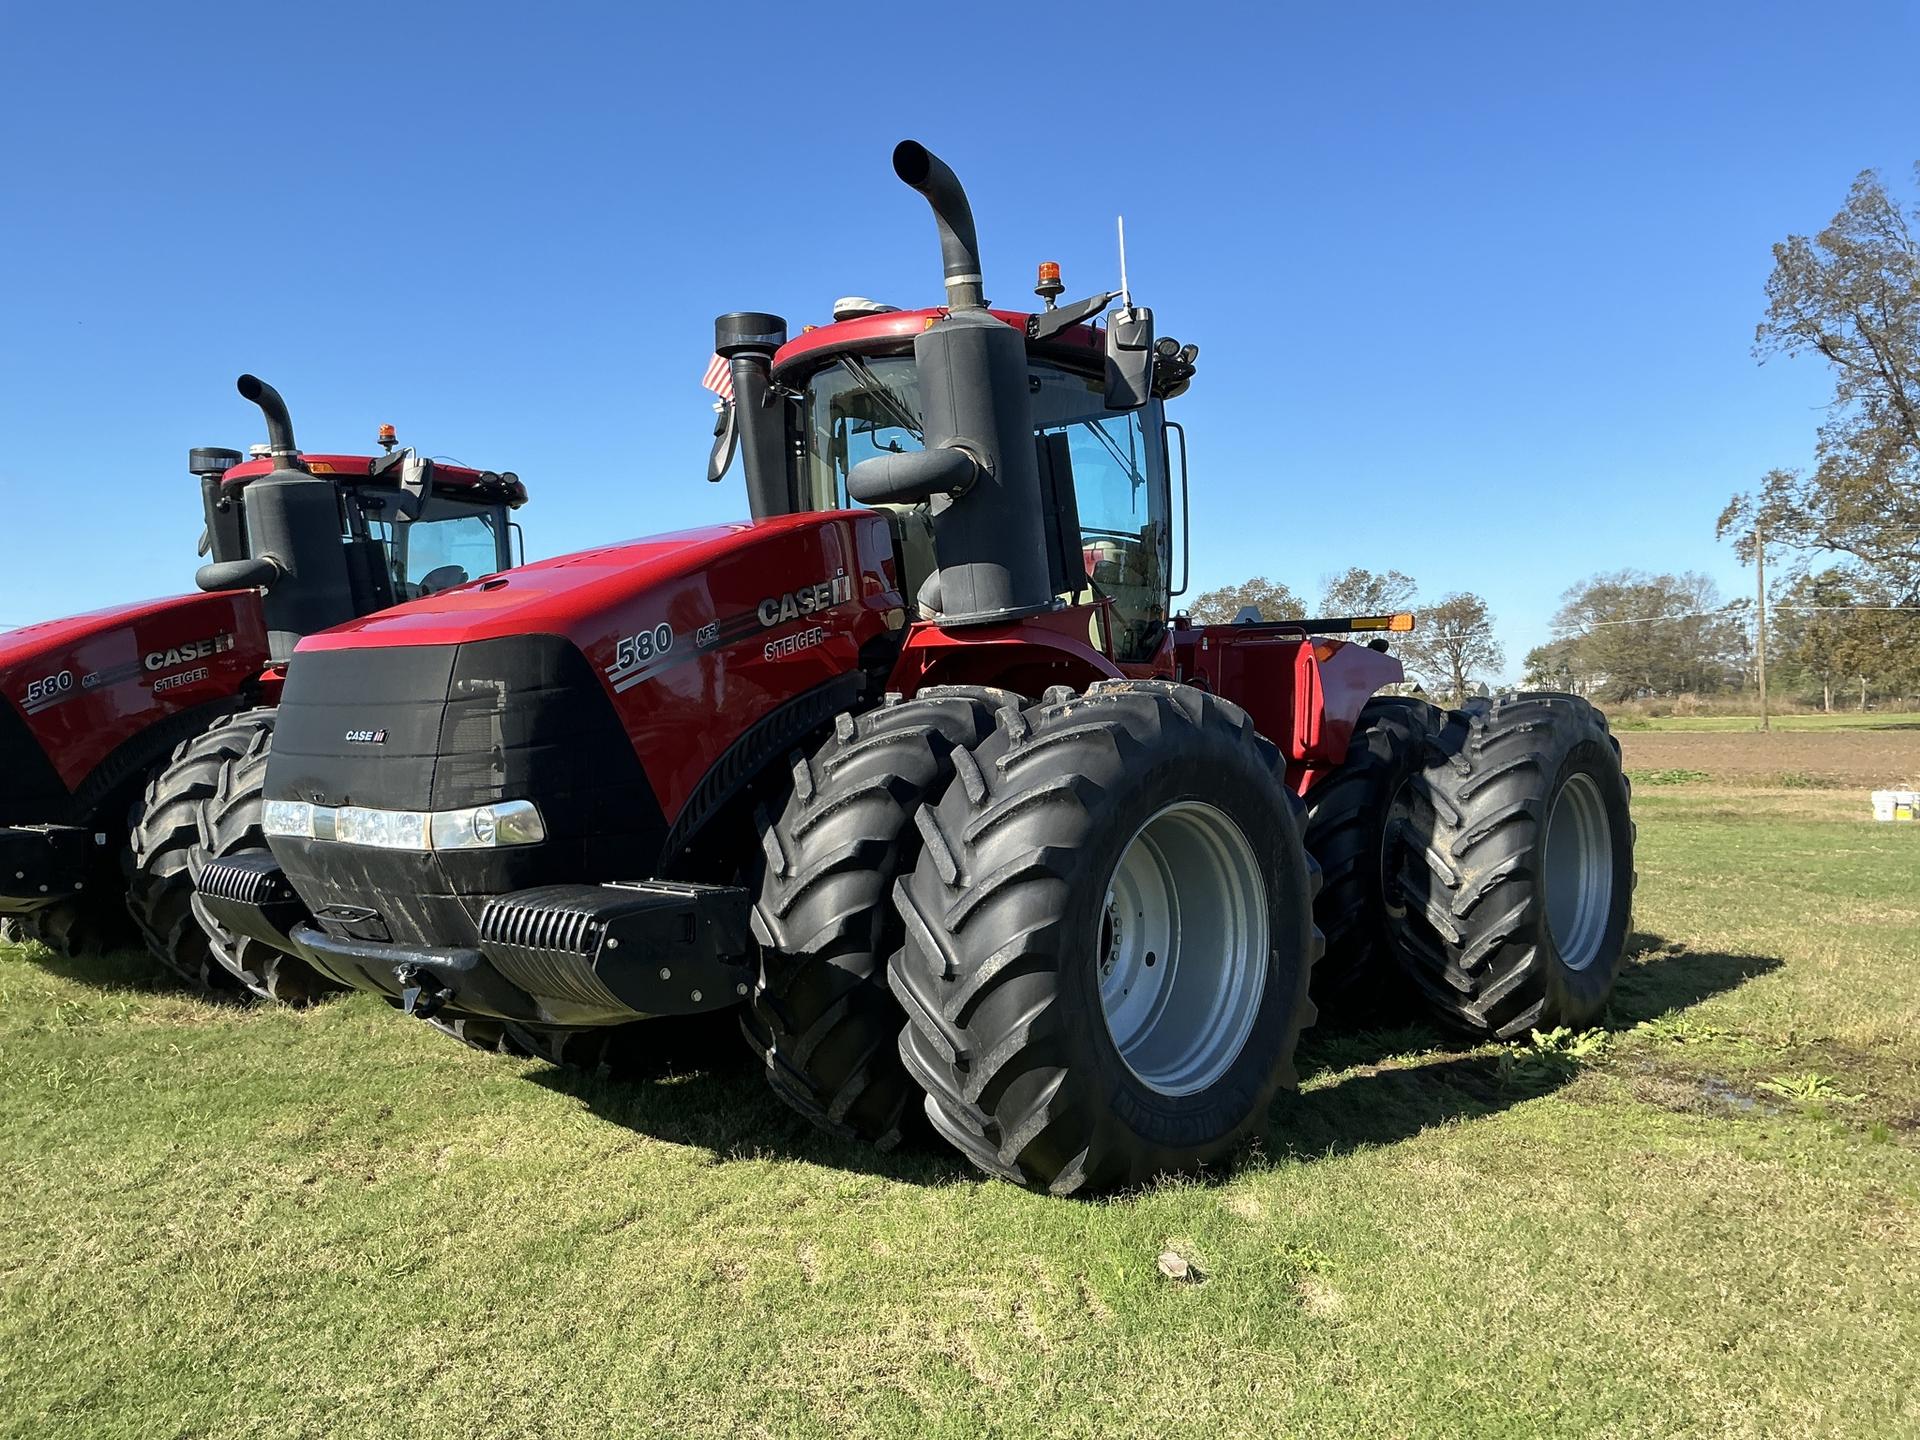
top-left (713, 297), bottom-right (1196, 667)
top-left (192, 377), bottom-right (528, 660)
top-left (208, 452), bottom-right (524, 605)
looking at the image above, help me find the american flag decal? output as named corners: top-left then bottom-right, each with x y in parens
top-left (701, 353), bottom-right (734, 402)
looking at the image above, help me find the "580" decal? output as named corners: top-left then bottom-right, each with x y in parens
top-left (607, 623), bottom-right (675, 680)
top-left (23, 670), bottom-right (73, 705)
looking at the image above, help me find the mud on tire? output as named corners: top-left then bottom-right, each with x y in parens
top-left (890, 680), bottom-right (1323, 1195)
top-left (747, 686), bottom-right (1019, 1149)
top-left (1387, 692), bottom-right (1635, 1039)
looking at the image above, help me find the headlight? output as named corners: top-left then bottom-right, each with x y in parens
top-left (261, 798), bottom-right (546, 852)
top-left (263, 800), bottom-right (315, 839)
top-left (430, 801), bottom-right (546, 851)
top-left (336, 806), bottom-right (430, 851)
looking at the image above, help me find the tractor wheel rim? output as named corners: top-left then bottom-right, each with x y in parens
top-left (1096, 800), bottom-right (1269, 1097)
top-left (1543, 771), bottom-right (1613, 972)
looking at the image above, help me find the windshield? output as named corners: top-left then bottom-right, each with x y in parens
top-left (802, 355), bottom-right (1170, 662)
top-left (355, 494), bottom-right (512, 600)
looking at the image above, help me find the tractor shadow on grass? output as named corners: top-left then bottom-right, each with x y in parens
top-left (1272, 933), bottom-right (1783, 1163)
top-left (527, 932), bottom-right (1783, 1188)
top-left (524, 1014), bottom-right (980, 1187)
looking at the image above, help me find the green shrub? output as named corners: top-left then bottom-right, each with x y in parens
top-left (1631, 768), bottom-right (1710, 785)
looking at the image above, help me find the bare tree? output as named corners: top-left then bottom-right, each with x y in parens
top-left (1401, 592), bottom-right (1503, 704)
top-left (1186, 576), bottom-right (1305, 625)
top-left (1317, 566), bottom-right (1418, 618)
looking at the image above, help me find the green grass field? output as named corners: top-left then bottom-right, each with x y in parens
top-left (2, 754), bottom-right (1917, 1437)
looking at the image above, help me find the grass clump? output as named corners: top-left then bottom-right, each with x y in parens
top-left (1630, 767), bottom-right (1711, 786)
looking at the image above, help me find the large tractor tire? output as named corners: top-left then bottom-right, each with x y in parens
top-left (1387, 693), bottom-right (1635, 1039)
top-left (127, 715), bottom-right (265, 997)
top-left (747, 686), bottom-right (1019, 1149)
top-left (5, 863), bottom-right (139, 959)
top-left (1302, 695), bottom-right (1442, 1020)
top-left (186, 709), bottom-right (342, 1006)
top-left (890, 680), bottom-right (1323, 1195)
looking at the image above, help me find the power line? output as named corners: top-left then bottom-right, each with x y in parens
top-left (1550, 603), bottom-right (1920, 636)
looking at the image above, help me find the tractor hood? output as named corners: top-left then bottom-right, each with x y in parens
top-left (1, 591), bottom-right (270, 809)
top-left (262, 510), bottom-right (903, 953)
top-left (292, 518), bottom-right (866, 654)
top-left (274, 510), bottom-right (904, 836)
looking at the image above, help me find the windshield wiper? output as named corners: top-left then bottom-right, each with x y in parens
top-left (837, 356), bottom-right (923, 441)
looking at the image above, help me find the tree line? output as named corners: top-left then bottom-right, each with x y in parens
top-left (1185, 162), bottom-right (1920, 712)
top-left (1187, 568), bottom-right (1502, 705)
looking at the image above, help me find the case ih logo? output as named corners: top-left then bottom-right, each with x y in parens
top-left (344, 728), bottom-right (388, 745)
top-left (145, 633), bottom-right (235, 672)
top-left (757, 573), bottom-right (855, 627)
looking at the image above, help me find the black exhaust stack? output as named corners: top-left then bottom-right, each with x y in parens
top-left (893, 142), bottom-right (985, 311)
top-left (847, 141), bottom-right (1055, 626)
top-left (714, 311), bottom-right (790, 521)
top-left (196, 375), bottom-right (359, 661)
top-left (237, 374), bottom-right (303, 468)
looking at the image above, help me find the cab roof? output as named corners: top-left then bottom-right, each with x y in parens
top-left (770, 306), bottom-right (1103, 382)
top-left (219, 454), bottom-right (528, 507)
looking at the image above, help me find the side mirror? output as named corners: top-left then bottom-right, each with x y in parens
top-left (707, 400), bottom-right (738, 483)
top-left (1104, 306), bottom-right (1155, 410)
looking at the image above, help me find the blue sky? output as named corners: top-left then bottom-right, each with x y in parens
top-left (2, 1), bottom-right (1913, 673)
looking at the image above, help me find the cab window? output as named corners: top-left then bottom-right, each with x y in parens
top-left (798, 353), bottom-right (1170, 662)
top-left (1028, 367), bottom-right (1169, 663)
top-left (355, 494), bottom-right (510, 599)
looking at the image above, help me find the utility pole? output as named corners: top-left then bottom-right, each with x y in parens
top-left (1754, 516), bottom-right (1770, 733)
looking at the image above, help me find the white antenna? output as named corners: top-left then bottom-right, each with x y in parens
top-left (1116, 215), bottom-right (1131, 309)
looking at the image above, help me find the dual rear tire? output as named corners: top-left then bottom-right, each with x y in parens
top-left (1385, 693), bottom-right (1634, 1038)
top-left (754, 679), bottom-right (1323, 1194)
top-left (753, 682), bottom-right (1634, 1192)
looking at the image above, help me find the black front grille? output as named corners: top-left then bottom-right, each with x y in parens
top-left (0, 699), bottom-right (72, 825)
top-left (268, 635), bottom-right (667, 947)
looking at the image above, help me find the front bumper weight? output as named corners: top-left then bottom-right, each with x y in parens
top-left (196, 852), bottom-right (755, 1027)
top-left (477, 881), bottom-right (754, 1022)
top-left (195, 849), bottom-right (308, 952)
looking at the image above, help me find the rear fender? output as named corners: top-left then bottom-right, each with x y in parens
top-left (1172, 626), bottom-right (1403, 790)
top-left (1293, 638), bottom-right (1405, 769)
top-left (887, 604), bottom-right (1124, 700)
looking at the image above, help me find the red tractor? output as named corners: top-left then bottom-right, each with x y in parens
top-left (0, 377), bottom-right (527, 1003)
top-left (195, 143), bottom-right (1635, 1193)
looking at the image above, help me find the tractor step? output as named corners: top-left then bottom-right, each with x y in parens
top-left (0, 824), bottom-right (95, 913)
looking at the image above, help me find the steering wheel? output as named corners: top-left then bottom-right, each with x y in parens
top-left (416, 564), bottom-right (469, 596)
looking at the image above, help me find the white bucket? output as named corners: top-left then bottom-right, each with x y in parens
top-left (1872, 790), bottom-right (1918, 822)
